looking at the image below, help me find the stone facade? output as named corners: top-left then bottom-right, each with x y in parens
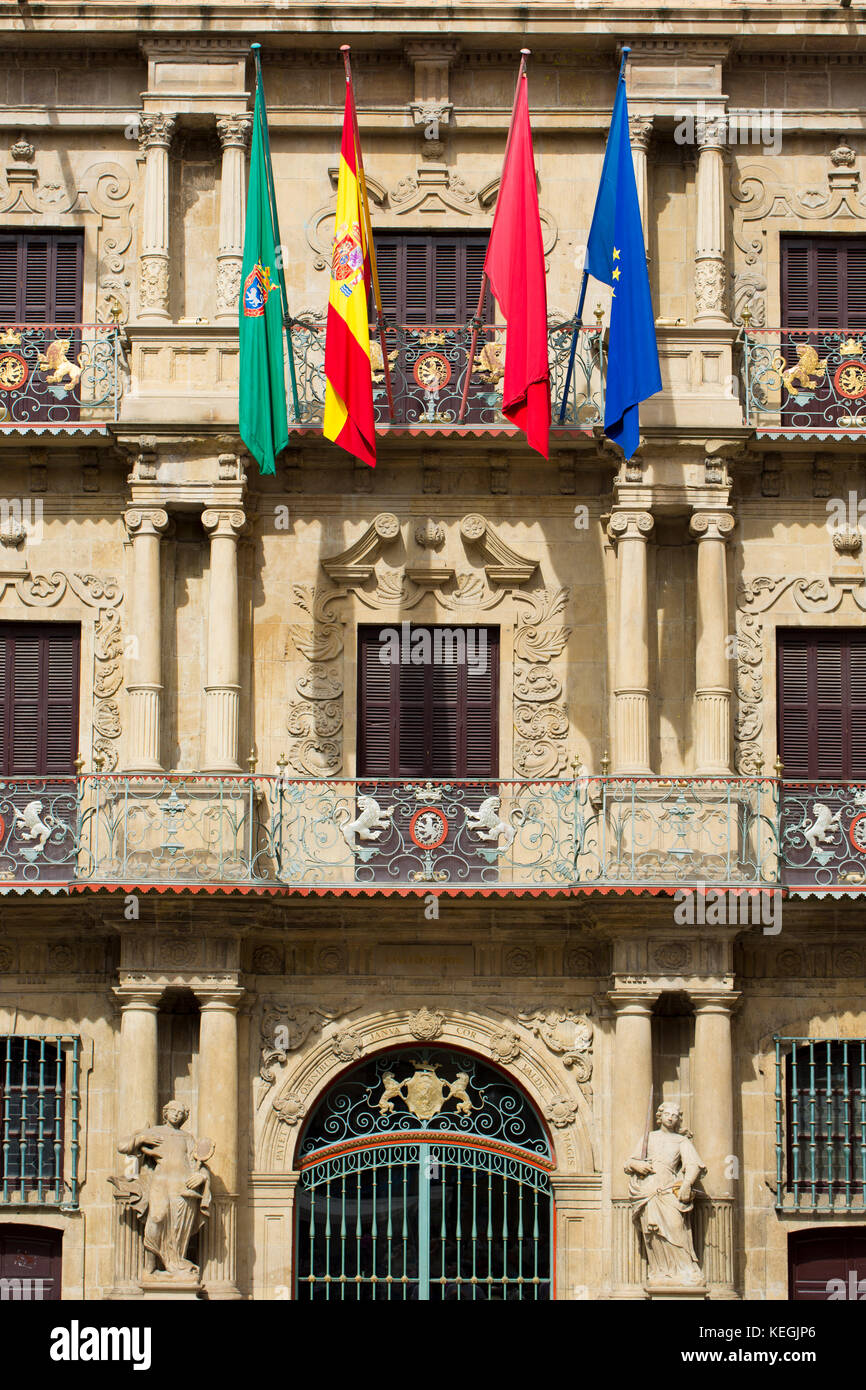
top-left (1, 6), bottom-right (865, 1303)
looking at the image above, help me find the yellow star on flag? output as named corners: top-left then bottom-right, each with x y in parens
top-left (612, 247), bottom-right (621, 260)
top-left (612, 268), bottom-right (621, 280)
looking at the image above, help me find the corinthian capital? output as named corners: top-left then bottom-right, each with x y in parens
top-left (607, 510), bottom-right (654, 543)
top-left (137, 114), bottom-right (177, 152)
top-left (216, 115), bottom-right (253, 150)
top-left (629, 115), bottom-right (654, 152)
top-left (202, 507), bottom-right (246, 539)
top-left (696, 114), bottom-right (727, 152)
top-left (124, 507), bottom-right (169, 538)
top-left (690, 511), bottom-right (735, 542)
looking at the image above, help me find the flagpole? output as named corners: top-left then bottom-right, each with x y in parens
top-left (458, 48), bottom-right (529, 426)
top-left (340, 45), bottom-right (397, 423)
top-left (557, 45), bottom-right (630, 425)
top-left (251, 43), bottom-right (302, 423)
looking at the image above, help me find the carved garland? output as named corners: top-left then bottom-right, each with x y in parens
top-left (735, 574), bottom-right (866, 773)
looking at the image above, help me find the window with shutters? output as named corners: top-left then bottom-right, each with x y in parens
top-left (777, 629), bottom-right (866, 780)
top-left (0, 231), bottom-right (84, 423)
top-left (372, 233), bottom-right (498, 426)
top-left (780, 236), bottom-right (866, 428)
top-left (356, 626), bottom-right (499, 883)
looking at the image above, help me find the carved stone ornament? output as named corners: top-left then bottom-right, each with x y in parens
top-left (832, 528), bottom-right (863, 556)
top-left (110, 1100), bottom-right (213, 1284)
top-left (10, 135), bottom-right (34, 163)
top-left (693, 260), bottom-right (726, 317)
top-left (408, 1006), bottom-right (445, 1041)
top-left (518, 1008), bottom-right (594, 1082)
top-left (330, 1025), bottom-right (363, 1063)
top-left (488, 1024), bottom-right (521, 1064)
top-left (272, 1094), bottom-right (304, 1127)
top-left (544, 1095), bottom-right (579, 1129)
top-left (259, 1001), bottom-right (349, 1084)
top-left (414, 518), bottom-right (445, 550)
top-left (625, 1101), bottom-right (707, 1289)
top-left (459, 514), bottom-right (537, 586)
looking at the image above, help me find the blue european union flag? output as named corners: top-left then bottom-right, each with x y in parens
top-left (585, 71), bottom-right (661, 459)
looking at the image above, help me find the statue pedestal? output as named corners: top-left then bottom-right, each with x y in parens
top-left (139, 1276), bottom-right (203, 1301)
top-left (646, 1282), bottom-right (709, 1300)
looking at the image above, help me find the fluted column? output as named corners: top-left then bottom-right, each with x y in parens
top-left (629, 115), bottom-right (653, 255)
top-left (215, 115), bottom-right (253, 322)
top-left (137, 114), bottom-right (176, 322)
top-left (201, 508), bottom-right (245, 772)
top-left (690, 511), bottom-right (735, 775)
top-left (124, 507), bottom-right (169, 772)
top-left (694, 116), bottom-right (727, 324)
top-left (196, 987), bottom-right (244, 1299)
top-left (607, 511), bottom-right (654, 774)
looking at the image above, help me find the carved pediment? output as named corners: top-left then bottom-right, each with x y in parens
top-left (321, 513), bottom-right (402, 584)
top-left (459, 513), bottom-right (538, 586)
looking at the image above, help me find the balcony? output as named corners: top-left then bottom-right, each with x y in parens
top-left (743, 327), bottom-right (866, 439)
top-left (0, 323), bottom-right (123, 431)
top-left (287, 319), bottom-right (604, 434)
top-left (779, 781), bottom-right (866, 895)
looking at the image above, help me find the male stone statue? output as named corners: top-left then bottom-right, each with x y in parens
top-left (111, 1100), bottom-right (214, 1280)
top-left (624, 1100), bottom-right (706, 1286)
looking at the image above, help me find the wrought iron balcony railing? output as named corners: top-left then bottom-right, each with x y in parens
top-left (288, 319), bottom-right (604, 431)
top-left (743, 327), bottom-right (866, 437)
top-left (779, 781), bottom-right (866, 892)
top-left (7, 771), bottom-right (866, 895)
top-left (0, 323), bottom-right (123, 427)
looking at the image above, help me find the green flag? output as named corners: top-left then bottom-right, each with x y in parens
top-left (238, 76), bottom-right (289, 476)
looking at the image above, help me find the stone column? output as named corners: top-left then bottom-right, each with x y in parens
top-left (215, 115), bottom-right (253, 322)
top-left (124, 507), bottom-right (169, 772)
top-left (694, 115), bottom-right (728, 324)
top-left (137, 114), bottom-right (176, 322)
top-left (692, 994), bottom-right (739, 1198)
top-left (690, 511), bottom-right (735, 775)
top-left (610, 993), bottom-right (655, 1197)
top-left (607, 511), bottom-right (654, 774)
top-left (196, 987), bottom-right (244, 1299)
top-left (629, 115), bottom-right (653, 255)
top-left (110, 984), bottom-right (162, 1297)
top-left (201, 508), bottom-right (245, 773)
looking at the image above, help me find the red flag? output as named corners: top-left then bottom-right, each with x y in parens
top-left (484, 73), bottom-right (550, 458)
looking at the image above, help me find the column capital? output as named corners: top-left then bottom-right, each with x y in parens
top-left (607, 509), bottom-right (654, 544)
top-left (124, 506), bottom-right (169, 538)
top-left (696, 115), bottom-right (727, 152)
top-left (202, 506), bottom-right (246, 539)
top-left (629, 114), bottom-right (654, 152)
top-left (689, 510), bottom-right (735, 543)
top-left (195, 986), bottom-right (245, 1011)
top-left (138, 113), bottom-right (177, 152)
top-left (690, 990), bottom-right (741, 1015)
top-left (216, 114), bottom-right (252, 151)
top-left (112, 985), bottom-right (163, 1011)
top-left (607, 990), bottom-right (658, 1015)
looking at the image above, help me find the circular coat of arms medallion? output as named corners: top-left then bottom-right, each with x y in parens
top-left (834, 361), bottom-right (866, 400)
top-left (0, 352), bottom-right (28, 391)
top-left (849, 812), bottom-right (866, 854)
top-left (332, 222), bottom-right (364, 292)
top-left (409, 807), bottom-right (449, 849)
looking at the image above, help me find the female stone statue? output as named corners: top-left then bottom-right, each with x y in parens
top-left (114, 1100), bottom-right (213, 1279)
top-left (624, 1101), bottom-right (706, 1286)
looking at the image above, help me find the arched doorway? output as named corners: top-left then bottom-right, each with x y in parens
top-left (294, 1048), bottom-right (553, 1301)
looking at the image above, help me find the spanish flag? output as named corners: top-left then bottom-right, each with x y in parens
top-left (323, 84), bottom-right (376, 467)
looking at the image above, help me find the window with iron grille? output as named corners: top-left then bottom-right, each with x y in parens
top-left (0, 1036), bottom-right (81, 1208)
top-left (776, 1037), bottom-right (866, 1210)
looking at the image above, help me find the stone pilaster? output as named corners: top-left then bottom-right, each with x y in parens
top-left (201, 507), bottom-right (245, 773)
top-left (692, 992), bottom-right (740, 1297)
top-left (609, 992), bottom-right (655, 1298)
top-left (137, 115), bottom-right (176, 322)
top-left (607, 510), bottom-right (654, 774)
top-left (110, 985), bottom-right (162, 1298)
top-left (215, 115), bottom-right (252, 321)
top-left (694, 116), bottom-right (727, 324)
top-left (629, 115), bottom-right (653, 254)
top-left (123, 507), bottom-right (169, 772)
top-left (689, 511), bottom-right (735, 775)
top-left (196, 987), bottom-right (244, 1299)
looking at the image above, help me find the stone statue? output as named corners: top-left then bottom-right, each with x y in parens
top-left (624, 1101), bottom-right (706, 1287)
top-left (111, 1100), bottom-right (214, 1281)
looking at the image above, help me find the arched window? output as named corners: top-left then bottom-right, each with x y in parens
top-left (295, 1048), bottom-right (553, 1301)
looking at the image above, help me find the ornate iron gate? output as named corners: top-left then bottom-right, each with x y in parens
top-left (294, 1050), bottom-right (554, 1301)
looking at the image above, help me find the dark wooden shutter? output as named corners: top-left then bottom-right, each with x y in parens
top-left (358, 626), bottom-right (498, 777)
top-left (0, 231), bottom-right (83, 323)
top-left (0, 1223), bottom-right (63, 1301)
top-left (372, 234), bottom-right (494, 324)
top-left (0, 624), bottom-right (80, 776)
top-left (778, 629), bottom-right (866, 779)
top-left (782, 236), bottom-right (866, 331)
